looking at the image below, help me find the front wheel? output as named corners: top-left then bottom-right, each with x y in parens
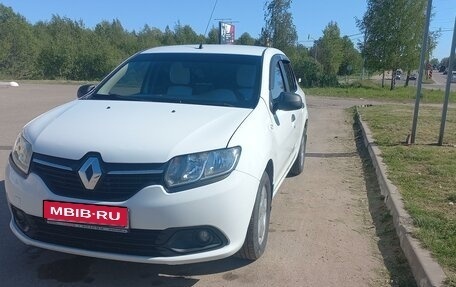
top-left (237, 171), bottom-right (272, 260)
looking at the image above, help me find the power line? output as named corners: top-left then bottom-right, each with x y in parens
top-left (346, 32), bottom-right (363, 38)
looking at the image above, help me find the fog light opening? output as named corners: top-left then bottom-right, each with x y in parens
top-left (166, 227), bottom-right (226, 254)
top-left (196, 230), bottom-right (213, 244)
top-left (13, 208), bottom-right (30, 233)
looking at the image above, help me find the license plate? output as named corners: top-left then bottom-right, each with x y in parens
top-left (43, 201), bottom-right (129, 229)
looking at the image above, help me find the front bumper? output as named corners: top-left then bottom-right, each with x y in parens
top-left (5, 162), bottom-right (259, 264)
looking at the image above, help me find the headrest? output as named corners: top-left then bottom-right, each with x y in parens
top-left (236, 65), bottom-right (256, 88)
top-left (169, 62), bottom-right (190, 85)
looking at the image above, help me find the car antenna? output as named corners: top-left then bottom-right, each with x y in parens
top-left (199, 0), bottom-right (218, 49)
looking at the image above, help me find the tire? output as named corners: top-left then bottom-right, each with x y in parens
top-left (289, 128), bottom-right (307, 176)
top-left (237, 171), bottom-right (272, 261)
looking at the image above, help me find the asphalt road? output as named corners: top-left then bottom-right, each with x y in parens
top-left (397, 70), bottom-right (456, 91)
top-left (426, 70), bottom-right (456, 91)
top-left (0, 84), bottom-right (413, 286)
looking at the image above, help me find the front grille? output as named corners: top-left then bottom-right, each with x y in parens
top-left (31, 153), bottom-right (165, 201)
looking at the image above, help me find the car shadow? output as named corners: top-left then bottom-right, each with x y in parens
top-left (35, 254), bottom-right (251, 285)
top-left (0, 180), bottom-right (12, 235)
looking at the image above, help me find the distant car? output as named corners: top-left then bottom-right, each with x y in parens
top-left (452, 71), bottom-right (456, 83)
top-left (439, 66), bottom-right (446, 73)
top-left (409, 74), bottom-right (417, 80)
top-left (5, 44), bottom-right (309, 264)
top-left (443, 69), bottom-right (448, 75)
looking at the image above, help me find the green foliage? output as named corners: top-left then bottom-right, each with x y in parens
top-left (0, 4), bottom-right (217, 81)
top-left (316, 22), bottom-right (343, 76)
top-left (358, 105), bottom-right (456, 280)
top-left (307, 80), bottom-right (456, 103)
top-left (173, 22), bottom-right (202, 45)
top-left (357, 0), bottom-right (436, 90)
top-left (136, 25), bottom-right (163, 51)
top-left (206, 27), bottom-right (219, 44)
top-left (0, 5), bottom-right (39, 78)
top-left (292, 55), bottom-right (322, 88)
top-left (261, 0), bottom-right (297, 52)
top-left (306, 22), bottom-right (362, 87)
top-left (440, 57), bottom-right (456, 70)
top-left (430, 58), bottom-right (439, 68)
top-left (338, 36), bottom-right (363, 76)
top-left (236, 32), bottom-right (256, 46)
top-left (0, 3), bottom-right (359, 85)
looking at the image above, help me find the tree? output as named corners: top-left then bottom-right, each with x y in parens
top-left (260, 0), bottom-right (297, 53)
top-left (173, 22), bottom-right (202, 44)
top-left (0, 4), bottom-right (39, 78)
top-left (338, 36), bottom-right (363, 76)
top-left (94, 19), bottom-right (138, 57)
top-left (36, 16), bottom-right (87, 79)
top-left (429, 58), bottom-right (439, 68)
top-left (236, 32), bottom-right (256, 46)
top-left (358, 0), bottom-right (430, 90)
top-left (440, 57), bottom-right (456, 70)
top-left (293, 56), bottom-right (322, 88)
top-left (315, 22), bottom-right (343, 82)
top-left (137, 24), bottom-right (163, 49)
top-left (206, 27), bottom-right (219, 44)
top-left (162, 25), bottom-right (176, 46)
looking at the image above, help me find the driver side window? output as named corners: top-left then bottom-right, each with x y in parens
top-left (271, 62), bottom-right (285, 100)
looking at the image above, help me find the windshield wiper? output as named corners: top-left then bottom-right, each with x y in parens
top-left (89, 93), bottom-right (142, 101)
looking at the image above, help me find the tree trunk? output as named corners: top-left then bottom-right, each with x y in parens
top-left (382, 71), bottom-right (385, 88)
top-left (390, 69), bottom-right (396, 90)
top-left (404, 69), bottom-right (411, 87)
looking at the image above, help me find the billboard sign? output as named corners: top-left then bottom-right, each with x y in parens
top-left (219, 22), bottom-right (235, 44)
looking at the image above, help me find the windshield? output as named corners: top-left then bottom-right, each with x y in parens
top-left (90, 53), bottom-right (262, 108)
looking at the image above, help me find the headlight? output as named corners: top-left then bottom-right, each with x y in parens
top-left (11, 132), bottom-right (33, 175)
top-left (165, 147), bottom-right (241, 189)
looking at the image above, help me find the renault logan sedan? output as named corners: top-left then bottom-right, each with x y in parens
top-left (5, 44), bottom-right (308, 264)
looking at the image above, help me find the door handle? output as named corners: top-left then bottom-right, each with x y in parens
top-left (291, 114), bottom-right (296, 122)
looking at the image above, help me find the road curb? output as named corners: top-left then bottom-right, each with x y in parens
top-left (355, 109), bottom-right (447, 287)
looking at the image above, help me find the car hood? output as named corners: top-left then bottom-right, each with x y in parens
top-left (26, 100), bottom-right (251, 163)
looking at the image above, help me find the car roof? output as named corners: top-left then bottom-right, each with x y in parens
top-left (140, 44), bottom-right (270, 57)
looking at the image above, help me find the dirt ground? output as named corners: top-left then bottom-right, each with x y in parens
top-left (0, 84), bottom-right (415, 286)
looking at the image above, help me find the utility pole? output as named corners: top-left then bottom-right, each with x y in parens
top-left (410, 0), bottom-right (432, 144)
top-left (438, 17), bottom-right (456, 146)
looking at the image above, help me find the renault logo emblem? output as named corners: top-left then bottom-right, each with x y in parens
top-left (78, 157), bottom-right (102, 190)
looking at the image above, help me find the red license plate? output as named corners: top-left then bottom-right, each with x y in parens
top-left (43, 201), bottom-right (128, 228)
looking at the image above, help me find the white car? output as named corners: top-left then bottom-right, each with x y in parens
top-left (5, 44), bottom-right (308, 264)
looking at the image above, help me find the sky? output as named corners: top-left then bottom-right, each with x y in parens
top-left (1, 0), bottom-right (455, 61)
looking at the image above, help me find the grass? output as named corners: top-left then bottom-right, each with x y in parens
top-left (306, 80), bottom-right (456, 104)
top-left (357, 105), bottom-right (456, 286)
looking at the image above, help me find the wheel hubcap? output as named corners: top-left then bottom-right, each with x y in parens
top-left (257, 186), bottom-right (268, 245)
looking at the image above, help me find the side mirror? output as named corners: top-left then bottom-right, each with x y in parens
top-left (77, 84), bottom-right (95, 98)
top-left (274, 92), bottom-right (303, 112)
